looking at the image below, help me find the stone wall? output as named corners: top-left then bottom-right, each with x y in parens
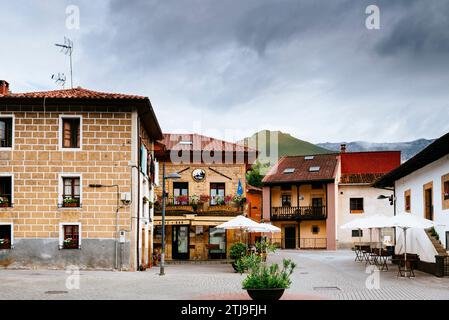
top-left (0, 106), bottom-right (135, 269)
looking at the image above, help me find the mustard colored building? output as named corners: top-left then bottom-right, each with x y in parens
top-left (0, 80), bottom-right (162, 270)
top-left (262, 154), bottom-right (338, 250)
top-left (153, 133), bottom-right (257, 261)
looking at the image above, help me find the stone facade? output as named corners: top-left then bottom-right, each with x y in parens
top-left (0, 104), bottom-right (160, 270)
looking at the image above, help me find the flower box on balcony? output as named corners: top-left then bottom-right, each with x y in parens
top-left (62, 198), bottom-right (80, 208)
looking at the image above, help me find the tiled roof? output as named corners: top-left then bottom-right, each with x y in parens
top-left (262, 154), bottom-right (338, 184)
top-left (340, 151), bottom-right (401, 175)
top-left (340, 173), bottom-right (385, 184)
top-left (160, 133), bottom-right (255, 153)
top-left (0, 87), bottom-right (147, 100)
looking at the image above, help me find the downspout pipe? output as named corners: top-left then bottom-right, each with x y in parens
top-left (136, 118), bottom-right (141, 270)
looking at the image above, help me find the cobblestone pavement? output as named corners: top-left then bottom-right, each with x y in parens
top-left (0, 250), bottom-right (448, 300)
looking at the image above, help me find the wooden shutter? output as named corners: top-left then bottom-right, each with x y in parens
top-left (63, 120), bottom-right (72, 148)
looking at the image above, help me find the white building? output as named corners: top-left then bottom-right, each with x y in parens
top-left (336, 148), bottom-right (401, 248)
top-left (374, 132), bottom-right (449, 260)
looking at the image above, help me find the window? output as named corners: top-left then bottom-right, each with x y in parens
top-left (404, 189), bottom-right (411, 212)
top-left (304, 156), bottom-right (314, 160)
top-left (350, 198), bottom-right (364, 213)
top-left (444, 181), bottom-right (449, 200)
top-left (0, 176), bottom-right (12, 207)
top-left (282, 194), bottom-right (291, 207)
top-left (442, 174), bottom-right (449, 210)
top-left (352, 229), bottom-right (363, 237)
top-left (62, 177), bottom-right (81, 207)
top-left (311, 182), bottom-right (323, 190)
top-left (173, 182), bottom-right (189, 205)
top-left (311, 225), bottom-right (320, 234)
top-left (0, 117), bottom-right (13, 148)
top-left (0, 224), bottom-right (12, 249)
top-left (140, 144), bottom-right (148, 176)
top-left (210, 183), bottom-right (225, 205)
top-left (283, 168), bottom-right (295, 174)
top-left (209, 227), bottom-right (226, 259)
top-left (309, 166), bottom-right (320, 172)
top-left (62, 225), bottom-right (80, 249)
top-left (60, 116), bottom-right (81, 149)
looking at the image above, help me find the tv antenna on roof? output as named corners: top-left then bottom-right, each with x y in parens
top-left (55, 37), bottom-right (74, 88)
top-left (51, 73), bottom-right (66, 88)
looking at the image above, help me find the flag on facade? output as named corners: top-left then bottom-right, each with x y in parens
top-left (237, 179), bottom-right (243, 196)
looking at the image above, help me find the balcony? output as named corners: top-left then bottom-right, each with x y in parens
top-left (270, 205), bottom-right (327, 221)
top-left (154, 198), bottom-right (243, 217)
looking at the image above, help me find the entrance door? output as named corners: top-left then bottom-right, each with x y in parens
top-left (284, 226), bottom-right (296, 249)
top-left (172, 225), bottom-right (189, 259)
top-left (446, 232), bottom-right (449, 251)
top-left (424, 187), bottom-right (433, 221)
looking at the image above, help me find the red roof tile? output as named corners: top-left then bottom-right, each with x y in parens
top-left (160, 133), bottom-right (255, 153)
top-left (340, 173), bottom-right (385, 184)
top-left (0, 87), bottom-right (147, 100)
top-left (340, 151), bottom-right (400, 175)
top-left (262, 154), bottom-right (338, 184)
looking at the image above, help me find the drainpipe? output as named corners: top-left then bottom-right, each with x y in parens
top-left (136, 119), bottom-right (141, 270)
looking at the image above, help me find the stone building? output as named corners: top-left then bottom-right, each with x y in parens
top-left (0, 80), bottom-right (163, 270)
top-left (153, 133), bottom-right (257, 261)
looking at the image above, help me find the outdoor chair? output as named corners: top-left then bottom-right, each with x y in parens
top-left (393, 253), bottom-right (419, 278)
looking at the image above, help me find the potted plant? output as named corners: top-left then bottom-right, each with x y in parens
top-left (0, 238), bottom-right (10, 249)
top-left (63, 238), bottom-right (78, 249)
top-left (175, 195), bottom-right (189, 206)
top-left (235, 253), bottom-right (262, 274)
top-left (243, 259), bottom-right (296, 301)
top-left (255, 239), bottom-right (277, 262)
top-left (63, 197), bottom-right (79, 208)
top-left (0, 197), bottom-right (9, 208)
top-left (230, 242), bottom-right (247, 272)
top-left (197, 194), bottom-right (210, 211)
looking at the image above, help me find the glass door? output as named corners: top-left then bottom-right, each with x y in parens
top-left (209, 227), bottom-right (226, 259)
top-left (172, 225), bottom-right (189, 259)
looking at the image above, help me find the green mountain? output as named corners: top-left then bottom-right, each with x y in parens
top-left (240, 130), bottom-right (331, 166)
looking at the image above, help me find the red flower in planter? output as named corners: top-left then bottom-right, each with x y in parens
top-left (175, 195), bottom-right (189, 205)
top-left (199, 195), bottom-right (211, 203)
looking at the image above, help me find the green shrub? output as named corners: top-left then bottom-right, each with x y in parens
top-left (242, 259), bottom-right (297, 289)
top-left (235, 253), bottom-right (262, 274)
top-left (255, 239), bottom-right (277, 255)
top-left (230, 242), bottom-right (247, 260)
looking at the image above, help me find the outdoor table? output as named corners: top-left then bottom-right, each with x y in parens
top-left (394, 254), bottom-right (419, 278)
top-left (376, 249), bottom-right (391, 271)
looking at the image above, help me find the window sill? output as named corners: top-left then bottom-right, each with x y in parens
top-left (350, 210), bottom-right (364, 214)
top-left (59, 148), bottom-right (82, 152)
top-left (0, 147), bottom-right (12, 151)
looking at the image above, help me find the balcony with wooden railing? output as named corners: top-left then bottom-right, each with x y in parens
top-left (270, 205), bottom-right (327, 221)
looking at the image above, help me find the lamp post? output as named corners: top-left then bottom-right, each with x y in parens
top-left (160, 163), bottom-right (181, 276)
top-left (89, 184), bottom-right (120, 269)
top-left (377, 193), bottom-right (396, 245)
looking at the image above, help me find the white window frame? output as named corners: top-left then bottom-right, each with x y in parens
top-left (0, 222), bottom-right (14, 248)
top-left (58, 114), bottom-right (82, 151)
top-left (58, 173), bottom-right (82, 209)
top-left (0, 173), bottom-right (14, 207)
top-left (59, 222), bottom-right (82, 249)
top-left (0, 114), bottom-right (15, 151)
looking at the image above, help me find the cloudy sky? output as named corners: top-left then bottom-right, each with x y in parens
top-left (1, 0), bottom-right (448, 143)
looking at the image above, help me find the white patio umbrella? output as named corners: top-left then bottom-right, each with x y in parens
top-left (389, 213), bottom-right (434, 276)
top-left (340, 215), bottom-right (391, 245)
top-left (216, 215), bottom-right (262, 243)
top-left (247, 223), bottom-right (281, 233)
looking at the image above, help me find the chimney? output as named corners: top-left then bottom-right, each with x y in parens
top-left (0, 80), bottom-right (9, 95)
top-left (340, 143), bottom-right (347, 153)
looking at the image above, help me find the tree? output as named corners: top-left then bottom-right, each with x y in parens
top-left (246, 160), bottom-right (270, 188)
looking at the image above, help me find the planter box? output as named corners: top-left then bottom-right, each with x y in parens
top-left (63, 202), bottom-right (79, 208)
top-left (246, 288), bottom-right (285, 301)
top-left (0, 203), bottom-right (9, 208)
top-left (63, 243), bottom-right (79, 249)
